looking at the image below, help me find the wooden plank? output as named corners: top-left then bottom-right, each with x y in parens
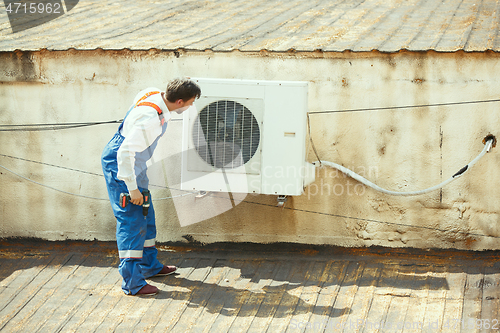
top-left (226, 260), bottom-right (280, 332)
top-left (0, 253), bottom-right (37, 285)
top-left (401, 263), bottom-right (431, 332)
top-left (190, 260), bottom-right (264, 332)
top-left (55, 267), bottom-right (121, 332)
top-left (460, 266), bottom-right (483, 333)
top-left (259, 260), bottom-right (312, 332)
top-left (38, 254), bottom-right (122, 332)
top-left (2, 253), bottom-right (88, 332)
top-left (131, 256), bottom-right (199, 333)
top-left (325, 261), bottom-right (365, 331)
top-left (421, 264), bottom-right (448, 332)
top-left (79, 257), bottom-right (201, 332)
top-left (244, 260), bottom-right (293, 332)
top-left (441, 265), bottom-right (467, 333)
top-left (284, 260), bottom-right (328, 333)
top-left (169, 258), bottom-right (246, 333)
top-left (341, 262), bottom-right (382, 333)
top-left (480, 266), bottom-right (500, 332)
top-left (92, 285), bottom-right (142, 332)
top-left (299, 260), bottom-right (349, 332)
top-left (152, 258), bottom-right (227, 332)
top-left (0, 254), bottom-right (54, 302)
top-left (0, 253), bottom-right (73, 331)
top-left (359, 261), bottom-right (400, 333)
top-left (113, 257), bottom-right (184, 332)
top-left (383, 264), bottom-right (417, 333)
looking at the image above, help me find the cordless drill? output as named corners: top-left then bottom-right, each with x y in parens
top-left (119, 189), bottom-right (151, 216)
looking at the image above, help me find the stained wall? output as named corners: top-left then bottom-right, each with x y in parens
top-left (1, 49), bottom-right (499, 250)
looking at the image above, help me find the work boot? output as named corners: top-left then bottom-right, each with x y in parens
top-left (135, 284), bottom-right (158, 296)
top-left (152, 265), bottom-right (177, 277)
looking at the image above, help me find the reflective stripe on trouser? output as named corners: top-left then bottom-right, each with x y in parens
top-left (101, 131), bottom-right (163, 295)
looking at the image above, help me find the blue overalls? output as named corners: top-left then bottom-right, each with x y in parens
top-left (101, 96), bottom-right (167, 295)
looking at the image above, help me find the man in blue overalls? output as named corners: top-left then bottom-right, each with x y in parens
top-left (101, 78), bottom-right (201, 296)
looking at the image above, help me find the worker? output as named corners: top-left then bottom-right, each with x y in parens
top-left (101, 78), bottom-right (201, 296)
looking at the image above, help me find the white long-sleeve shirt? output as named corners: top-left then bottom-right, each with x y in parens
top-left (117, 87), bottom-right (171, 191)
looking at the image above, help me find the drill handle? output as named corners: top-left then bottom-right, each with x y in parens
top-left (142, 189), bottom-right (151, 207)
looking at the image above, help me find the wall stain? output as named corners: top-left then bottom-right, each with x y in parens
top-left (0, 51), bottom-right (38, 81)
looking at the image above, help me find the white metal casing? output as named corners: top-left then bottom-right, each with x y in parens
top-left (181, 78), bottom-right (315, 195)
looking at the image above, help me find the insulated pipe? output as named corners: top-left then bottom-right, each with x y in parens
top-left (320, 137), bottom-right (495, 196)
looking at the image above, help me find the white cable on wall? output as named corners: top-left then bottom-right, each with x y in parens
top-left (0, 164), bottom-right (195, 201)
top-left (320, 138), bottom-right (495, 196)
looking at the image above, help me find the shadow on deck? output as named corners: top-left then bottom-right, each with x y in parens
top-left (1, 239), bottom-right (499, 332)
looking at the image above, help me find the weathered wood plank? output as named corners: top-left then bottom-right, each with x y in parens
top-left (300, 260), bottom-right (349, 332)
top-left (190, 260), bottom-right (263, 332)
top-left (0, 254), bottom-right (54, 300)
top-left (114, 257), bottom-right (184, 332)
top-left (7, 253), bottom-right (89, 332)
top-left (401, 263), bottom-right (431, 333)
top-left (384, 264), bottom-right (418, 333)
top-left (441, 265), bottom-right (467, 333)
top-left (80, 257), bottom-right (201, 332)
top-left (226, 260), bottom-right (280, 332)
top-left (480, 266), bottom-right (500, 333)
top-left (324, 261), bottom-right (365, 332)
top-left (132, 257), bottom-right (200, 333)
top-left (360, 262), bottom-right (400, 333)
top-left (0, 242), bottom-right (499, 333)
top-left (169, 258), bottom-right (242, 333)
top-left (244, 259), bottom-right (293, 332)
top-left (460, 266), bottom-right (483, 333)
top-left (421, 264), bottom-right (448, 332)
top-left (55, 266), bottom-right (121, 332)
top-left (0, 253), bottom-right (38, 286)
top-left (340, 261), bottom-right (381, 333)
top-left (263, 260), bottom-right (312, 332)
top-left (0, 253), bottom-right (73, 331)
top-left (152, 258), bottom-right (226, 332)
top-left (284, 260), bottom-right (328, 333)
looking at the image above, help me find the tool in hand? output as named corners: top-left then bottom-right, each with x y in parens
top-left (119, 189), bottom-right (151, 216)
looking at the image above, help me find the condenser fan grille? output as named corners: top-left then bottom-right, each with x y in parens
top-left (193, 100), bottom-right (260, 169)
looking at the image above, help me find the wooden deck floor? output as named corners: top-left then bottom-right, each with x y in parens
top-left (0, 240), bottom-right (499, 333)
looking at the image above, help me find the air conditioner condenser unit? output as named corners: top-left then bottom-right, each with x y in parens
top-left (181, 78), bottom-right (316, 196)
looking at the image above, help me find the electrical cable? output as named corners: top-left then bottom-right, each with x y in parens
top-left (0, 153), bottom-right (104, 177)
top-left (0, 120), bottom-right (123, 131)
top-left (0, 162), bottom-right (196, 200)
top-left (2, 97), bottom-right (499, 132)
top-left (188, 191), bottom-right (500, 240)
top-left (320, 139), bottom-right (494, 196)
top-left (238, 198), bottom-right (500, 240)
top-left (309, 98), bottom-right (500, 115)
top-left (2, 157), bottom-right (498, 239)
top-left (0, 163), bottom-right (109, 201)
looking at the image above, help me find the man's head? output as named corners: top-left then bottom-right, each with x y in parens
top-left (162, 78), bottom-right (201, 114)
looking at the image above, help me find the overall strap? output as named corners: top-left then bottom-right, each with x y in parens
top-left (136, 101), bottom-right (165, 125)
top-left (119, 91), bottom-right (164, 130)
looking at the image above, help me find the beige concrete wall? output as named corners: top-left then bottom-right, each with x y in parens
top-left (1, 49), bottom-right (499, 250)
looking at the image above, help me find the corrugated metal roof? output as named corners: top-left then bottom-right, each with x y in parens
top-left (1, 0), bottom-right (499, 53)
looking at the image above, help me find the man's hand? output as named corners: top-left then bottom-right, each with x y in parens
top-left (130, 189), bottom-right (144, 206)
